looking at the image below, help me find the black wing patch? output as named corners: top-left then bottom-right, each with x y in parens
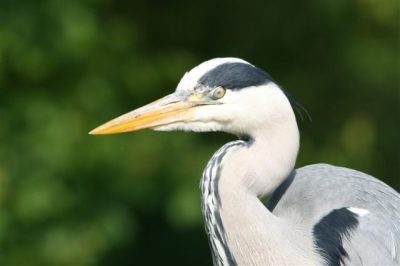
top-left (313, 207), bottom-right (359, 266)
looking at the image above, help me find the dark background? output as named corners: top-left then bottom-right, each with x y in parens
top-left (0, 1), bottom-right (399, 265)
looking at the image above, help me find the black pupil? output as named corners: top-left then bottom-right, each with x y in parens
top-left (214, 88), bottom-right (223, 98)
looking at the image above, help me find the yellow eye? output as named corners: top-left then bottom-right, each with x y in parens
top-left (211, 87), bottom-right (226, 100)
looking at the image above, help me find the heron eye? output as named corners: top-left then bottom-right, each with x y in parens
top-left (211, 87), bottom-right (226, 100)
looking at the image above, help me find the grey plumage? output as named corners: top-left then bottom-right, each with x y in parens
top-left (270, 164), bottom-right (400, 265)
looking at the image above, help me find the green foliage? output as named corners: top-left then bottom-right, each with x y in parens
top-left (0, 1), bottom-right (398, 265)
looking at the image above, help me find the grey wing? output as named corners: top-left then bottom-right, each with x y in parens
top-left (266, 164), bottom-right (400, 266)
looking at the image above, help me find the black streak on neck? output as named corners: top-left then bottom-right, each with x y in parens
top-left (240, 134), bottom-right (254, 144)
top-left (202, 141), bottom-right (249, 266)
top-left (266, 171), bottom-right (296, 212)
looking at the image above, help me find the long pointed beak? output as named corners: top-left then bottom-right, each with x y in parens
top-left (89, 91), bottom-right (211, 135)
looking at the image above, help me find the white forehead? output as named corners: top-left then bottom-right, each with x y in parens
top-left (176, 57), bottom-right (251, 91)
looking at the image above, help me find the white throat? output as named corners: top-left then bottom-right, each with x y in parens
top-left (219, 84), bottom-right (301, 198)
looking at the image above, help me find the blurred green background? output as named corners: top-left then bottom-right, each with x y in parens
top-left (0, 0), bottom-right (399, 265)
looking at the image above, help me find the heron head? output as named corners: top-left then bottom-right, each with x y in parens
top-left (90, 58), bottom-right (297, 138)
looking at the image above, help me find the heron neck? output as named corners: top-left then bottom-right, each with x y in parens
top-left (201, 114), bottom-right (307, 265)
top-left (213, 124), bottom-right (321, 265)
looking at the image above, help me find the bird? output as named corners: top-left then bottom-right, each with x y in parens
top-left (90, 58), bottom-right (400, 266)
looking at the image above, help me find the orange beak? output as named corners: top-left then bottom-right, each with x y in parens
top-left (89, 91), bottom-right (213, 135)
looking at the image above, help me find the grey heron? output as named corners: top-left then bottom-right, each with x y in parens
top-left (90, 58), bottom-right (400, 265)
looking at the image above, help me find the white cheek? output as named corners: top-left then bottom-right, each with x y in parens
top-left (219, 89), bottom-right (240, 104)
top-left (192, 104), bottom-right (231, 123)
